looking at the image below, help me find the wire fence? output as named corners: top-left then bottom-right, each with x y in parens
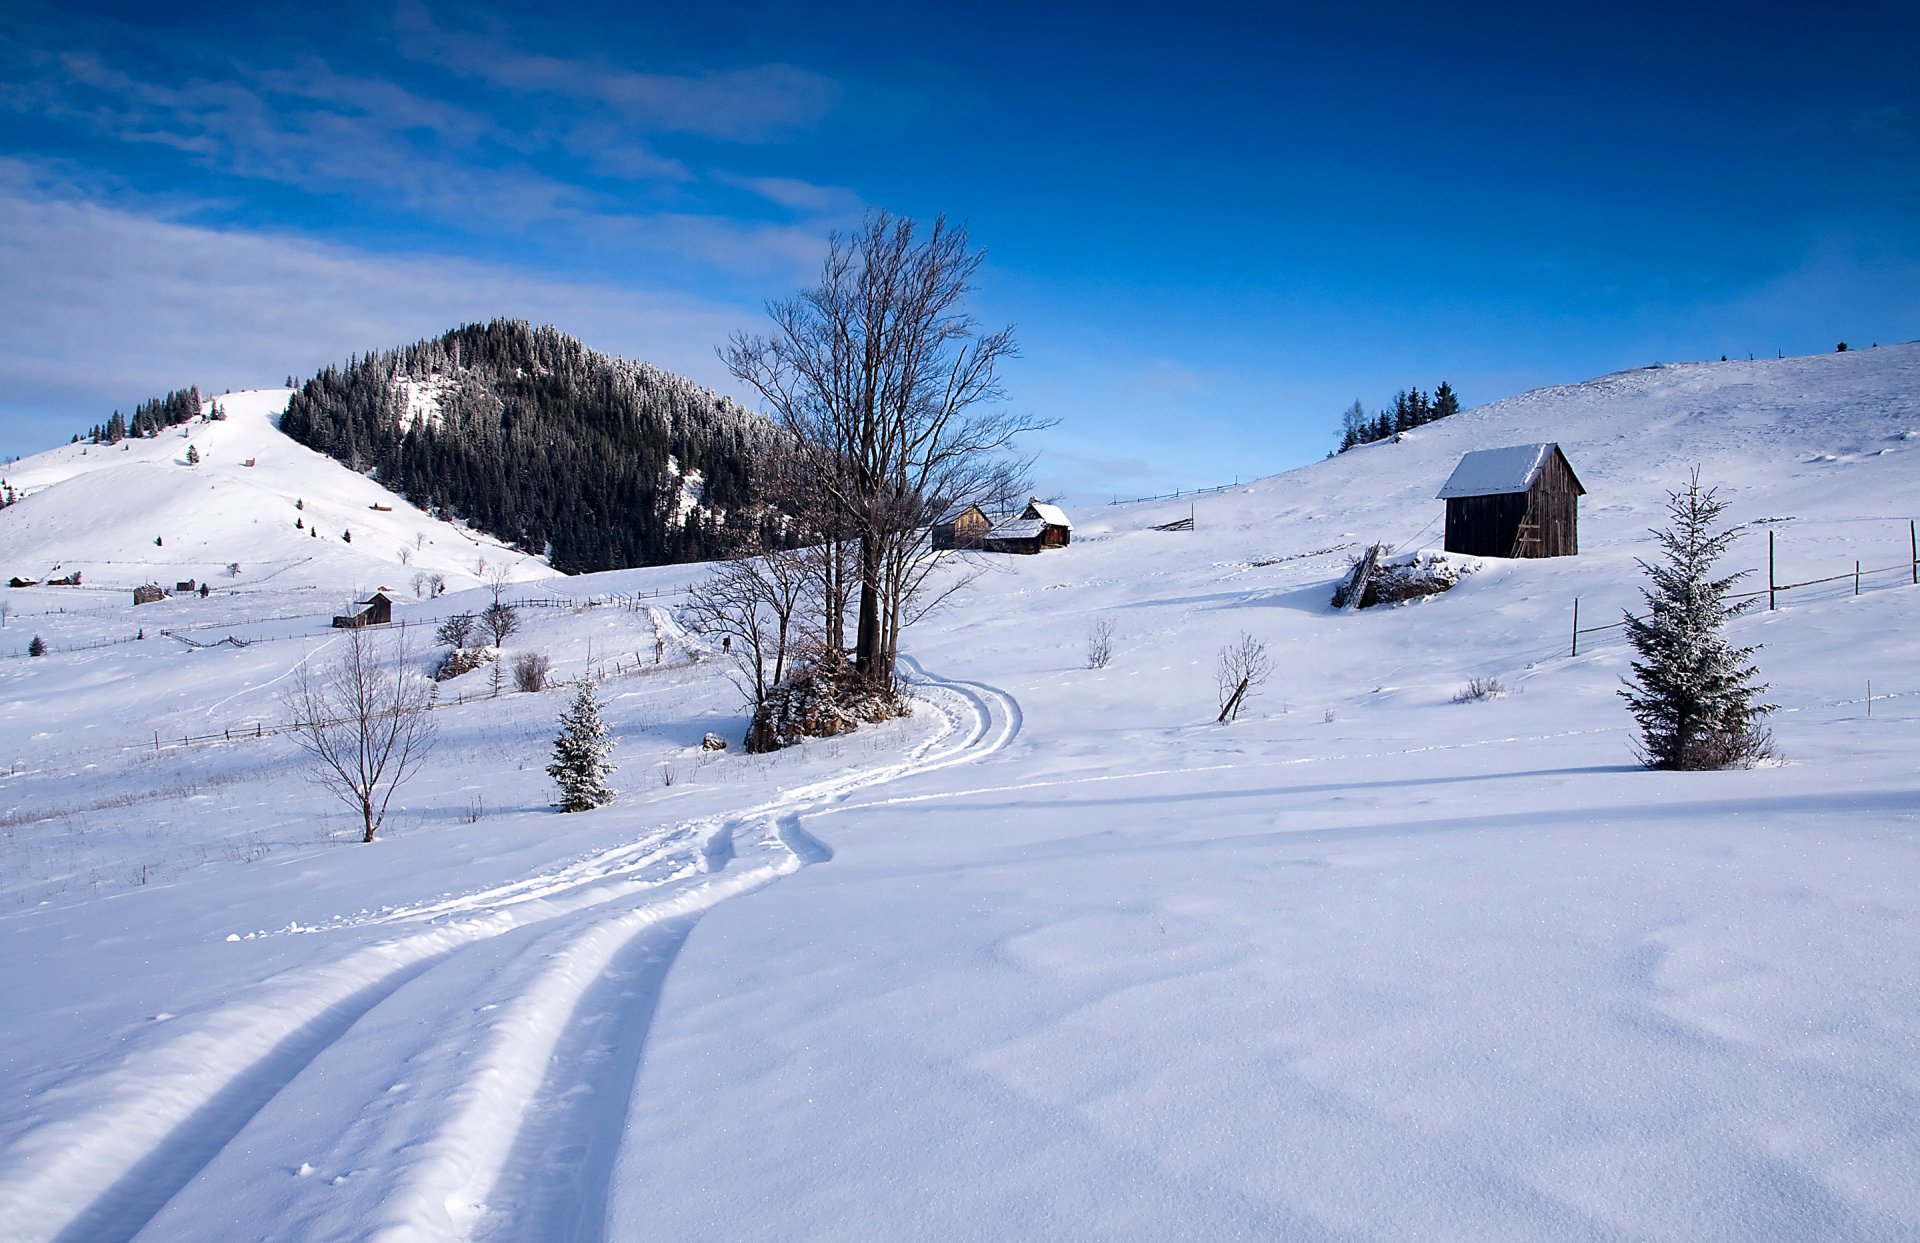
top-left (1569, 521), bottom-right (1918, 656)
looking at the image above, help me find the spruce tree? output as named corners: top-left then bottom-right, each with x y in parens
top-left (1432, 381), bottom-right (1460, 420)
top-left (548, 682), bottom-right (617, 811)
top-left (1620, 471), bottom-right (1774, 769)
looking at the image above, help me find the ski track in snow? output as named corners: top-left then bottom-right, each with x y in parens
top-left (0, 660), bottom-right (1019, 1243)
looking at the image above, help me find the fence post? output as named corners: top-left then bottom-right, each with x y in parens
top-left (1855, 561), bottom-right (1861, 595)
top-left (1911, 519), bottom-right (1916, 586)
top-left (1768, 530), bottom-right (1776, 611)
top-left (1570, 597), bottom-right (1579, 657)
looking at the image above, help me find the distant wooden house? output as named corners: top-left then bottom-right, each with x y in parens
top-left (242, 458), bottom-right (256, 467)
top-left (332, 590), bottom-right (394, 629)
top-left (47, 571), bottom-right (81, 586)
top-left (8, 576), bottom-right (39, 588)
top-left (133, 584), bottom-right (167, 605)
top-left (1436, 443), bottom-right (1584, 558)
top-left (176, 579), bottom-right (197, 593)
top-left (369, 502), bottom-right (392, 512)
top-left (932, 498), bottom-right (1073, 555)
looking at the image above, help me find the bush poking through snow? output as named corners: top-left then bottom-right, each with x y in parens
top-left (1216, 632), bottom-right (1273, 723)
top-left (433, 646), bottom-right (494, 682)
top-left (549, 683), bottom-right (616, 812)
top-left (1451, 676), bottom-right (1506, 703)
top-left (512, 652), bottom-right (551, 693)
top-left (1087, 617), bottom-right (1115, 669)
top-left (745, 648), bottom-right (908, 753)
top-left (1620, 471), bottom-right (1776, 770)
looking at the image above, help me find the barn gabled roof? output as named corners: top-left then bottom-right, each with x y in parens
top-left (1024, 499), bottom-right (1072, 529)
top-left (1436, 442), bottom-right (1585, 499)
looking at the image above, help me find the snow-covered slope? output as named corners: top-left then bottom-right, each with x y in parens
top-left (1, 345), bottom-right (1917, 1242)
top-left (0, 389), bottom-right (547, 596)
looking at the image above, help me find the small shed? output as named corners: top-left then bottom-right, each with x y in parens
top-left (931, 498), bottom-right (1072, 554)
top-left (331, 590), bottom-right (394, 629)
top-left (48, 571), bottom-right (82, 586)
top-left (176, 579), bottom-right (197, 593)
top-left (1436, 443), bottom-right (1584, 558)
top-left (932, 504), bottom-right (993, 550)
top-left (133, 584), bottom-right (167, 605)
top-left (8, 576), bottom-right (39, 588)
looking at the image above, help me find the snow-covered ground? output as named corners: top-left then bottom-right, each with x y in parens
top-left (2, 345), bottom-right (1917, 1241)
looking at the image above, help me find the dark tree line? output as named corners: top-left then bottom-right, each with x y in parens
top-left (277, 320), bottom-right (798, 573)
top-left (1336, 382), bottom-right (1461, 452)
top-left (83, 386), bottom-right (204, 444)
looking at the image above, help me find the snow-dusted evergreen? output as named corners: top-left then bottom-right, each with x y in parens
top-left (1620, 471), bottom-right (1774, 768)
top-left (548, 682), bottom-right (616, 812)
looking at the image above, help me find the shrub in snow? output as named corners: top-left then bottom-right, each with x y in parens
top-left (1620, 471), bottom-right (1776, 770)
top-left (745, 648), bottom-right (907, 754)
top-left (433, 646), bottom-right (495, 682)
top-left (1451, 676), bottom-right (1505, 703)
top-left (512, 652), bottom-right (551, 693)
top-left (701, 732), bottom-right (728, 751)
top-left (549, 683), bottom-right (616, 812)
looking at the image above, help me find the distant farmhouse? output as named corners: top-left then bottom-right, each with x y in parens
top-left (1437, 443), bottom-right (1584, 558)
top-left (332, 590), bottom-right (394, 629)
top-left (932, 498), bottom-right (1072, 555)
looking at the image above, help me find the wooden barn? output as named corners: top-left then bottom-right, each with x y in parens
top-left (331, 590), bottom-right (394, 629)
top-left (7, 576), bottom-right (38, 588)
top-left (47, 571), bottom-right (82, 586)
top-left (1436, 443), bottom-right (1584, 558)
top-left (133, 584), bottom-right (167, 605)
top-left (931, 499), bottom-right (1072, 555)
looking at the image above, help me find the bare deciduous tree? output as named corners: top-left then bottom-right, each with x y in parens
top-left (284, 628), bottom-right (437, 842)
top-left (1216, 632), bottom-right (1273, 723)
top-left (724, 211), bottom-right (1050, 690)
top-left (512, 651), bottom-right (552, 692)
top-left (684, 548), bottom-right (812, 707)
top-left (480, 599), bottom-right (520, 648)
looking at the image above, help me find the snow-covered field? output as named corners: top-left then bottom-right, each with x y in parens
top-left (2, 345), bottom-right (1918, 1241)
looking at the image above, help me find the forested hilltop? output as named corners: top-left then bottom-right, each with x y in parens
top-left (278, 320), bottom-right (791, 573)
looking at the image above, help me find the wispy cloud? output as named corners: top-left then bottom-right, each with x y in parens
top-left (393, 3), bottom-right (841, 143)
top-left (0, 163), bottom-right (762, 453)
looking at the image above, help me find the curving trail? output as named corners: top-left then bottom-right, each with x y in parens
top-left (0, 659), bottom-right (1020, 1243)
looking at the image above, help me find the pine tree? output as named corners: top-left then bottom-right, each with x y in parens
top-left (1432, 381), bottom-right (1460, 420)
top-left (27, 634), bottom-right (46, 657)
top-left (186, 444), bottom-right (200, 465)
top-left (1620, 471), bottom-right (1774, 769)
top-left (548, 683), bottom-right (617, 811)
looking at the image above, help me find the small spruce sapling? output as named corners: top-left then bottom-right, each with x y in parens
top-left (27, 634), bottom-right (47, 657)
top-left (1620, 470), bottom-right (1776, 769)
top-left (549, 683), bottom-right (617, 812)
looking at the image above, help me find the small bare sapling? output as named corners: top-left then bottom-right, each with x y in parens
top-left (1086, 617), bottom-right (1115, 669)
top-left (1215, 631), bottom-right (1273, 723)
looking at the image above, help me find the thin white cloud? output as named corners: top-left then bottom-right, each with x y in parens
top-left (0, 165), bottom-right (762, 454)
top-left (393, 4), bottom-right (841, 143)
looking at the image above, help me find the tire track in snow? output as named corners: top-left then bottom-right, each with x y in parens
top-left (0, 659), bottom-right (1017, 1243)
top-left (379, 657), bottom-right (1018, 1243)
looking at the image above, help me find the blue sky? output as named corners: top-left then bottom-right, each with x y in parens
top-left (3, 0), bottom-right (1916, 501)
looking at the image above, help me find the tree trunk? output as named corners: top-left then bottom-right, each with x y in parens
top-left (854, 535), bottom-right (884, 680)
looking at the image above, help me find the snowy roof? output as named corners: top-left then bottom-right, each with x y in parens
top-left (1436, 443), bottom-right (1580, 498)
top-left (983, 518), bottom-right (1048, 540)
top-left (1025, 500), bottom-right (1072, 529)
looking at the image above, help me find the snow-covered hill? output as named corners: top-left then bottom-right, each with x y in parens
top-left (0, 388), bottom-right (547, 599)
top-left (1, 344), bottom-right (1917, 1242)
